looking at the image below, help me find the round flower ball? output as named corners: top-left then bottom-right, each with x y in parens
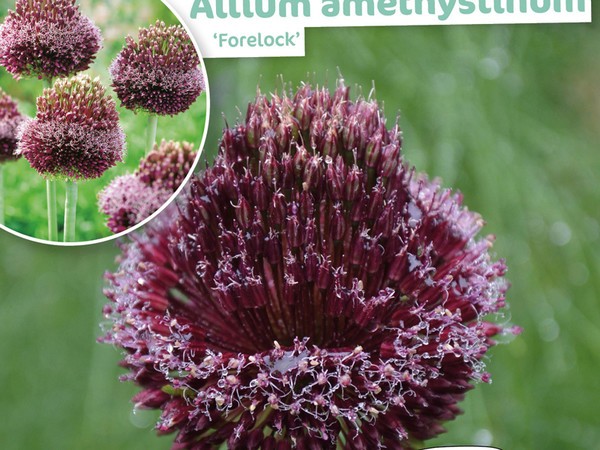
top-left (102, 81), bottom-right (519, 449)
top-left (137, 140), bottom-right (197, 192)
top-left (18, 75), bottom-right (125, 180)
top-left (0, 88), bottom-right (24, 163)
top-left (98, 174), bottom-right (170, 234)
top-left (110, 21), bottom-right (204, 116)
top-left (0, 0), bottom-right (102, 80)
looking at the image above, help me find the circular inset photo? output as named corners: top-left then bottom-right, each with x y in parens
top-left (0, 0), bottom-right (208, 245)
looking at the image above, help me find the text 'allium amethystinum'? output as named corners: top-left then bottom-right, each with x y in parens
top-left (0, 88), bottom-right (24, 163)
top-left (0, 0), bottom-right (102, 80)
top-left (18, 74), bottom-right (125, 180)
top-left (102, 81), bottom-right (519, 449)
top-left (110, 21), bottom-right (204, 116)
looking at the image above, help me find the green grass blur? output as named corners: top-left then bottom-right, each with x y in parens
top-left (1, 8), bottom-right (600, 450)
top-left (0, 0), bottom-right (207, 241)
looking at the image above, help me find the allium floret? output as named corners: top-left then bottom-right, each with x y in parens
top-left (98, 174), bottom-right (170, 233)
top-left (110, 21), bottom-right (204, 116)
top-left (0, 0), bottom-right (102, 80)
top-left (137, 140), bottom-right (197, 192)
top-left (18, 74), bottom-right (125, 180)
top-left (102, 81), bottom-right (519, 449)
top-left (0, 88), bottom-right (24, 163)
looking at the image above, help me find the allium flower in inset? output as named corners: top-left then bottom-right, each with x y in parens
top-left (110, 21), bottom-right (204, 116)
top-left (0, 0), bottom-right (102, 80)
top-left (102, 81), bottom-right (519, 449)
top-left (137, 140), bottom-right (197, 193)
top-left (0, 89), bottom-right (24, 163)
top-left (18, 75), bottom-right (125, 180)
top-left (98, 174), bottom-right (170, 234)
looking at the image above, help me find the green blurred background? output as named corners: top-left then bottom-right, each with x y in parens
top-left (1, 3), bottom-right (600, 450)
top-left (0, 0), bottom-right (207, 241)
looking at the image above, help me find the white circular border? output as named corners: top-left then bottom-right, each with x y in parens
top-left (0, 0), bottom-right (211, 247)
top-left (424, 447), bottom-right (501, 450)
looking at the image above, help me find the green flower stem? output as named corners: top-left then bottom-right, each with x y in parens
top-left (0, 165), bottom-right (4, 225)
top-left (146, 114), bottom-right (158, 154)
top-left (46, 179), bottom-right (58, 241)
top-left (43, 77), bottom-right (59, 241)
top-left (63, 180), bottom-right (78, 242)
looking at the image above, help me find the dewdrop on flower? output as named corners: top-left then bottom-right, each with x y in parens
top-left (0, 0), bottom-right (102, 80)
top-left (0, 89), bottom-right (24, 163)
top-left (101, 80), bottom-right (520, 449)
top-left (17, 74), bottom-right (125, 180)
top-left (110, 21), bottom-right (204, 116)
top-left (98, 174), bottom-right (170, 234)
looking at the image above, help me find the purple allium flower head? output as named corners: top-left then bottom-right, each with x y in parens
top-left (137, 140), bottom-right (197, 192)
top-left (18, 74), bottom-right (125, 180)
top-left (101, 81), bottom-right (519, 449)
top-left (110, 21), bottom-right (204, 116)
top-left (0, 0), bottom-right (102, 80)
top-left (98, 174), bottom-right (170, 234)
top-left (0, 88), bottom-right (24, 163)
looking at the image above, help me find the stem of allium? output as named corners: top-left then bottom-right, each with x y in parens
top-left (63, 180), bottom-right (78, 242)
top-left (43, 78), bottom-right (59, 241)
top-left (0, 165), bottom-right (4, 225)
top-left (46, 180), bottom-right (58, 241)
top-left (146, 114), bottom-right (158, 154)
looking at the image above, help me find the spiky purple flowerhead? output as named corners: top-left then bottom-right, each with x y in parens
top-left (137, 140), bottom-right (197, 192)
top-left (110, 21), bottom-right (204, 116)
top-left (0, 0), bottom-right (101, 80)
top-left (18, 75), bottom-right (125, 180)
top-left (98, 174), bottom-right (170, 234)
top-left (102, 81), bottom-right (519, 449)
top-left (0, 89), bottom-right (24, 163)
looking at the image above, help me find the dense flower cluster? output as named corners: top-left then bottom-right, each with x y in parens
top-left (102, 81), bottom-right (517, 449)
top-left (98, 174), bottom-right (170, 233)
top-left (110, 21), bottom-right (204, 116)
top-left (137, 140), bottom-right (197, 192)
top-left (99, 140), bottom-right (195, 233)
top-left (18, 75), bottom-right (125, 180)
top-left (0, 89), bottom-right (24, 163)
top-left (0, 0), bottom-right (102, 80)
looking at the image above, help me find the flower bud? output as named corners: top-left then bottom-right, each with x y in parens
top-left (0, 0), bottom-right (101, 80)
top-left (303, 155), bottom-right (322, 192)
top-left (110, 21), bottom-right (204, 116)
top-left (102, 80), bottom-right (515, 450)
top-left (19, 75), bottom-right (125, 180)
top-left (0, 89), bottom-right (24, 163)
